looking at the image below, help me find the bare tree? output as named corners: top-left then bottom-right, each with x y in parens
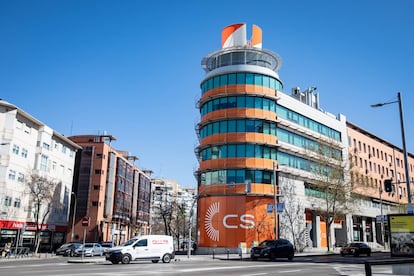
top-left (26, 174), bottom-right (58, 254)
top-left (307, 140), bottom-right (355, 252)
top-left (170, 202), bottom-right (188, 250)
top-left (279, 178), bottom-right (307, 252)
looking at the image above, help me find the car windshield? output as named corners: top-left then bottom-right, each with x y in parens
top-left (349, 243), bottom-right (360, 247)
top-left (83, 244), bottom-right (94, 248)
top-left (121, 238), bottom-right (138, 246)
top-left (60, 244), bottom-right (71, 248)
top-left (259, 240), bottom-right (273, 247)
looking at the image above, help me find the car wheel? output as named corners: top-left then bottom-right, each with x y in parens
top-left (152, 260), bottom-right (160, 263)
top-left (354, 252), bottom-right (359, 257)
top-left (341, 252), bottom-right (345, 257)
top-left (162, 254), bottom-right (171, 263)
top-left (121, 254), bottom-right (131, 264)
top-left (251, 256), bottom-right (257, 261)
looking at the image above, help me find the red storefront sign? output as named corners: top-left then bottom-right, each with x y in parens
top-left (0, 220), bottom-right (67, 232)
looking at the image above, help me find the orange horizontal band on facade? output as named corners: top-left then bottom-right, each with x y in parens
top-left (198, 183), bottom-right (276, 197)
top-left (201, 108), bottom-right (277, 122)
top-left (199, 158), bottom-right (276, 171)
top-left (199, 133), bottom-right (277, 146)
top-left (201, 84), bottom-right (277, 99)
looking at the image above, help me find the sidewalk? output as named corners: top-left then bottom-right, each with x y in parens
top-left (1, 248), bottom-right (389, 264)
top-left (0, 252), bottom-right (58, 262)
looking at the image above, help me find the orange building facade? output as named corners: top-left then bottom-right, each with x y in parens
top-left (67, 135), bottom-right (151, 245)
top-left (196, 24), bottom-right (283, 251)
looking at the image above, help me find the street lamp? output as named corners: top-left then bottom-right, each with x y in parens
top-left (272, 162), bottom-right (284, 239)
top-left (187, 202), bottom-right (195, 259)
top-left (371, 92), bottom-right (412, 204)
top-left (71, 192), bottom-right (77, 242)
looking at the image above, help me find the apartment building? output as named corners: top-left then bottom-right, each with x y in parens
top-left (347, 122), bottom-right (414, 245)
top-left (68, 135), bottom-right (151, 245)
top-left (0, 100), bottom-right (80, 251)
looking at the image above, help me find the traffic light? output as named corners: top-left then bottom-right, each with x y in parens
top-left (384, 179), bottom-right (393, 192)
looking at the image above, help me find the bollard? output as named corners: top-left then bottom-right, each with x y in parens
top-left (212, 249), bottom-right (215, 259)
top-left (226, 248), bottom-right (230, 260)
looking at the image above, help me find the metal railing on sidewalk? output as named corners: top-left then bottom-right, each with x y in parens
top-left (1, 247), bottom-right (31, 259)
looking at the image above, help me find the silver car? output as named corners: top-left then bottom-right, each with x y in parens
top-left (74, 243), bottom-right (104, 257)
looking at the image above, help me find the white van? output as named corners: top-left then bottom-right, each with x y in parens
top-left (105, 235), bottom-right (175, 264)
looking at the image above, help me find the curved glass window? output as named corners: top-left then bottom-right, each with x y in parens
top-left (200, 143), bottom-right (277, 161)
top-left (200, 96), bottom-right (276, 117)
top-left (200, 169), bottom-right (274, 185)
top-left (276, 105), bottom-right (341, 141)
top-left (200, 119), bottom-right (276, 139)
top-left (201, 73), bottom-right (283, 95)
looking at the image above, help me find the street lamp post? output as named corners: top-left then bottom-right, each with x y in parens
top-left (273, 162), bottom-right (278, 238)
top-left (187, 205), bottom-right (195, 259)
top-left (379, 187), bottom-right (386, 249)
top-left (371, 92), bottom-right (412, 204)
top-left (71, 192), bottom-right (77, 242)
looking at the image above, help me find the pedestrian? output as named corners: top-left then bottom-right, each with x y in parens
top-left (4, 241), bottom-right (12, 257)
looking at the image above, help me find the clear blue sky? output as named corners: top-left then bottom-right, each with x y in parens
top-left (1, 0), bottom-right (413, 187)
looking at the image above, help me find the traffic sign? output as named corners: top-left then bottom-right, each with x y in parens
top-left (81, 216), bottom-right (90, 227)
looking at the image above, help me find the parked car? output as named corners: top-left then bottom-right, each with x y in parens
top-left (250, 239), bottom-right (294, 261)
top-left (74, 243), bottom-right (104, 257)
top-left (55, 243), bottom-right (82, 257)
top-left (340, 242), bottom-right (371, 257)
top-left (100, 241), bottom-right (114, 253)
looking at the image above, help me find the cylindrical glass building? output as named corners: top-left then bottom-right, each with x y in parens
top-left (196, 23), bottom-right (283, 251)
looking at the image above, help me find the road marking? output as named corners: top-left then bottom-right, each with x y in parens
top-left (180, 263), bottom-right (306, 273)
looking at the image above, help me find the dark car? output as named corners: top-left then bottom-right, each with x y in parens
top-left (250, 239), bottom-right (294, 261)
top-left (100, 241), bottom-right (114, 253)
top-left (340, 242), bottom-right (371, 257)
top-left (55, 242), bottom-right (81, 257)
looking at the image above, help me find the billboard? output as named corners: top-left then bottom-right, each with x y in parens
top-left (388, 214), bottom-right (414, 257)
top-left (197, 195), bottom-right (274, 248)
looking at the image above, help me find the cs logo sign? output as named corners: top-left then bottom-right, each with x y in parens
top-left (204, 202), bottom-right (255, 242)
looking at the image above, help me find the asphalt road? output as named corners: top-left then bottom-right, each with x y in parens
top-left (0, 252), bottom-right (412, 276)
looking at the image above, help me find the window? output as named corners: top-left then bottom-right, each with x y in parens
top-left (92, 201), bottom-right (98, 207)
top-left (14, 198), bottom-right (21, 208)
top-left (4, 196), bottom-right (12, 206)
top-left (62, 145), bottom-right (67, 154)
top-left (8, 170), bottom-right (16, 180)
top-left (95, 169), bottom-right (104, 175)
top-left (21, 148), bottom-right (28, 158)
top-left (43, 142), bottom-right (50, 150)
top-left (12, 144), bottom-right (19, 155)
top-left (17, 173), bottom-right (24, 183)
top-left (40, 155), bottom-right (48, 171)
